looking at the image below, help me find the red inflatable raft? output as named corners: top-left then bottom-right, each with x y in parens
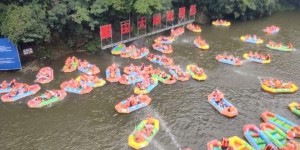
top-left (35, 67), bottom-right (54, 84)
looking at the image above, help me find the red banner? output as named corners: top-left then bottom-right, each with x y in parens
top-left (99, 24), bottom-right (112, 40)
top-left (153, 13), bottom-right (161, 26)
top-left (138, 17), bottom-right (146, 29)
top-left (190, 4), bottom-right (196, 16)
top-left (120, 20), bottom-right (131, 35)
top-left (166, 10), bottom-right (174, 22)
top-left (179, 7), bottom-right (186, 19)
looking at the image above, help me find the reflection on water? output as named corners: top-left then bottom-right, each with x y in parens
top-left (1, 11), bottom-right (300, 150)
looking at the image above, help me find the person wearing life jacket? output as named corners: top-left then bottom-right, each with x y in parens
top-left (253, 35), bottom-right (257, 41)
top-left (234, 57), bottom-right (240, 64)
top-left (135, 131), bottom-right (145, 143)
top-left (248, 51), bottom-right (253, 57)
top-left (274, 79), bottom-right (282, 89)
top-left (221, 138), bottom-right (231, 150)
top-left (147, 115), bottom-right (154, 125)
top-left (140, 63), bottom-right (145, 71)
top-left (264, 144), bottom-right (275, 150)
top-left (265, 53), bottom-right (271, 60)
top-left (145, 123), bottom-right (154, 136)
top-left (254, 52), bottom-right (259, 58)
top-left (285, 82), bottom-right (292, 89)
top-left (287, 130), bottom-right (296, 140)
top-left (288, 42), bottom-right (294, 49)
top-left (10, 79), bottom-right (17, 88)
top-left (8, 90), bottom-right (17, 97)
top-left (35, 96), bottom-right (43, 102)
top-left (23, 84), bottom-right (30, 93)
top-left (0, 80), bottom-right (8, 89)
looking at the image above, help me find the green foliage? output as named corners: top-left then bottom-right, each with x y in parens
top-left (84, 37), bottom-right (101, 53)
top-left (134, 0), bottom-right (171, 14)
top-left (1, 4), bottom-right (50, 43)
top-left (0, 0), bottom-right (299, 51)
top-left (199, 0), bottom-right (279, 20)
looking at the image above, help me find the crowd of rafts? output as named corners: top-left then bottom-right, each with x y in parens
top-left (0, 21), bottom-right (299, 150)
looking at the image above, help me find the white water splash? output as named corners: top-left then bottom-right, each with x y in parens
top-left (146, 108), bottom-right (182, 150)
top-left (152, 139), bottom-right (166, 150)
top-left (232, 69), bottom-right (258, 79)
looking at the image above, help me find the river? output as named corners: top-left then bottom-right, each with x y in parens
top-left (1, 10), bottom-right (300, 150)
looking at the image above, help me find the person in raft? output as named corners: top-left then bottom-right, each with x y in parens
top-left (0, 80), bottom-right (8, 89)
top-left (176, 66), bottom-right (184, 77)
top-left (221, 138), bottom-right (233, 150)
top-left (262, 78), bottom-right (292, 89)
top-left (288, 42), bottom-right (294, 49)
top-left (161, 55), bottom-right (169, 63)
top-left (10, 79), bottom-right (17, 88)
top-left (212, 89), bottom-right (224, 104)
top-left (264, 144), bottom-right (276, 150)
top-left (125, 95), bottom-right (138, 108)
top-left (134, 115), bottom-right (155, 142)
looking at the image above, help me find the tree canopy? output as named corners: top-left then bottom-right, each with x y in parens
top-left (0, 0), bottom-right (298, 47)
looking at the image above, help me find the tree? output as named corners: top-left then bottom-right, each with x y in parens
top-left (1, 4), bottom-right (50, 44)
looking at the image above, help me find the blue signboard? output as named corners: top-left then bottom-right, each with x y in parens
top-left (0, 38), bottom-right (22, 70)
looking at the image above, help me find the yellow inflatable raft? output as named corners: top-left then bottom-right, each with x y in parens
top-left (212, 21), bottom-right (231, 27)
top-left (128, 119), bottom-right (159, 149)
top-left (261, 84), bottom-right (298, 93)
top-left (186, 64), bottom-right (207, 81)
top-left (229, 136), bottom-right (254, 150)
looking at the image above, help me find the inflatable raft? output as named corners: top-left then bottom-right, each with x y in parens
top-left (27, 90), bottom-right (67, 108)
top-left (62, 57), bottom-right (79, 72)
top-left (123, 64), bottom-right (141, 74)
top-left (212, 21), bottom-right (231, 27)
top-left (111, 43), bottom-right (126, 55)
top-left (152, 73), bottom-right (176, 85)
top-left (240, 36), bottom-right (264, 44)
top-left (288, 102), bottom-right (300, 116)
top-left (35, 67), bottom-right (54, 84)
top-left (147, 54), bottom-right (174, 66)
top-left (115, 95), bottom-right (151, 113)
top-left (152, 43), bottom-right (173, 54)
top-left (216, 55), bottom-right (243, 66)
top-left (1, 84), bottom-right (41, 102)
top-left (193, 39), bottom-right (209, 50)
top-left (169, 66), bottom-right (190, 81)
top-left (78, 61), bottom-right (100, 75)
top-left (134, 78), bottom-right (158, 94)
top-left (208, 91), bottom-right (238, 117)
top-left (119, 73), bottom-right (143, 85)
top-left (228, 136), bottom-right (254, 150)
top-left (261, 83), bottom-right (298, 93)
top-left (60, 81), bottom-right (93, 94)
top-left (261, 111), bottom-right (300, 137)
top-left (260, 122), bottom-right (299, 149)
top-left (128, 118), bottom-right (159, 149)
top-left (76, 75), bottom-right (106, 88)
top-left (130, 47), bottom-right (149, 59)
top-left (106, 65), bottom-right (121, 83)
top-left (0, 82), bottom-right (12, 94)
top-left (186, 23), bottom-right (201, 32)
top-left (154, 36), bottom-right (175, 44)
top-left (186, 64), bottom-right (207, 81)
top-left (266, 44), bottom-right (295, 52)
top-left (243, 53), bottom-right (271, 64)
top-left (207, 139), bottom-right (222, 150)
top-left (171, 27), bottom-right (184, 37)
top-left (243, 124), bottom-right (276, 150)
top-left (263, 26), bottom-right (280, 34)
